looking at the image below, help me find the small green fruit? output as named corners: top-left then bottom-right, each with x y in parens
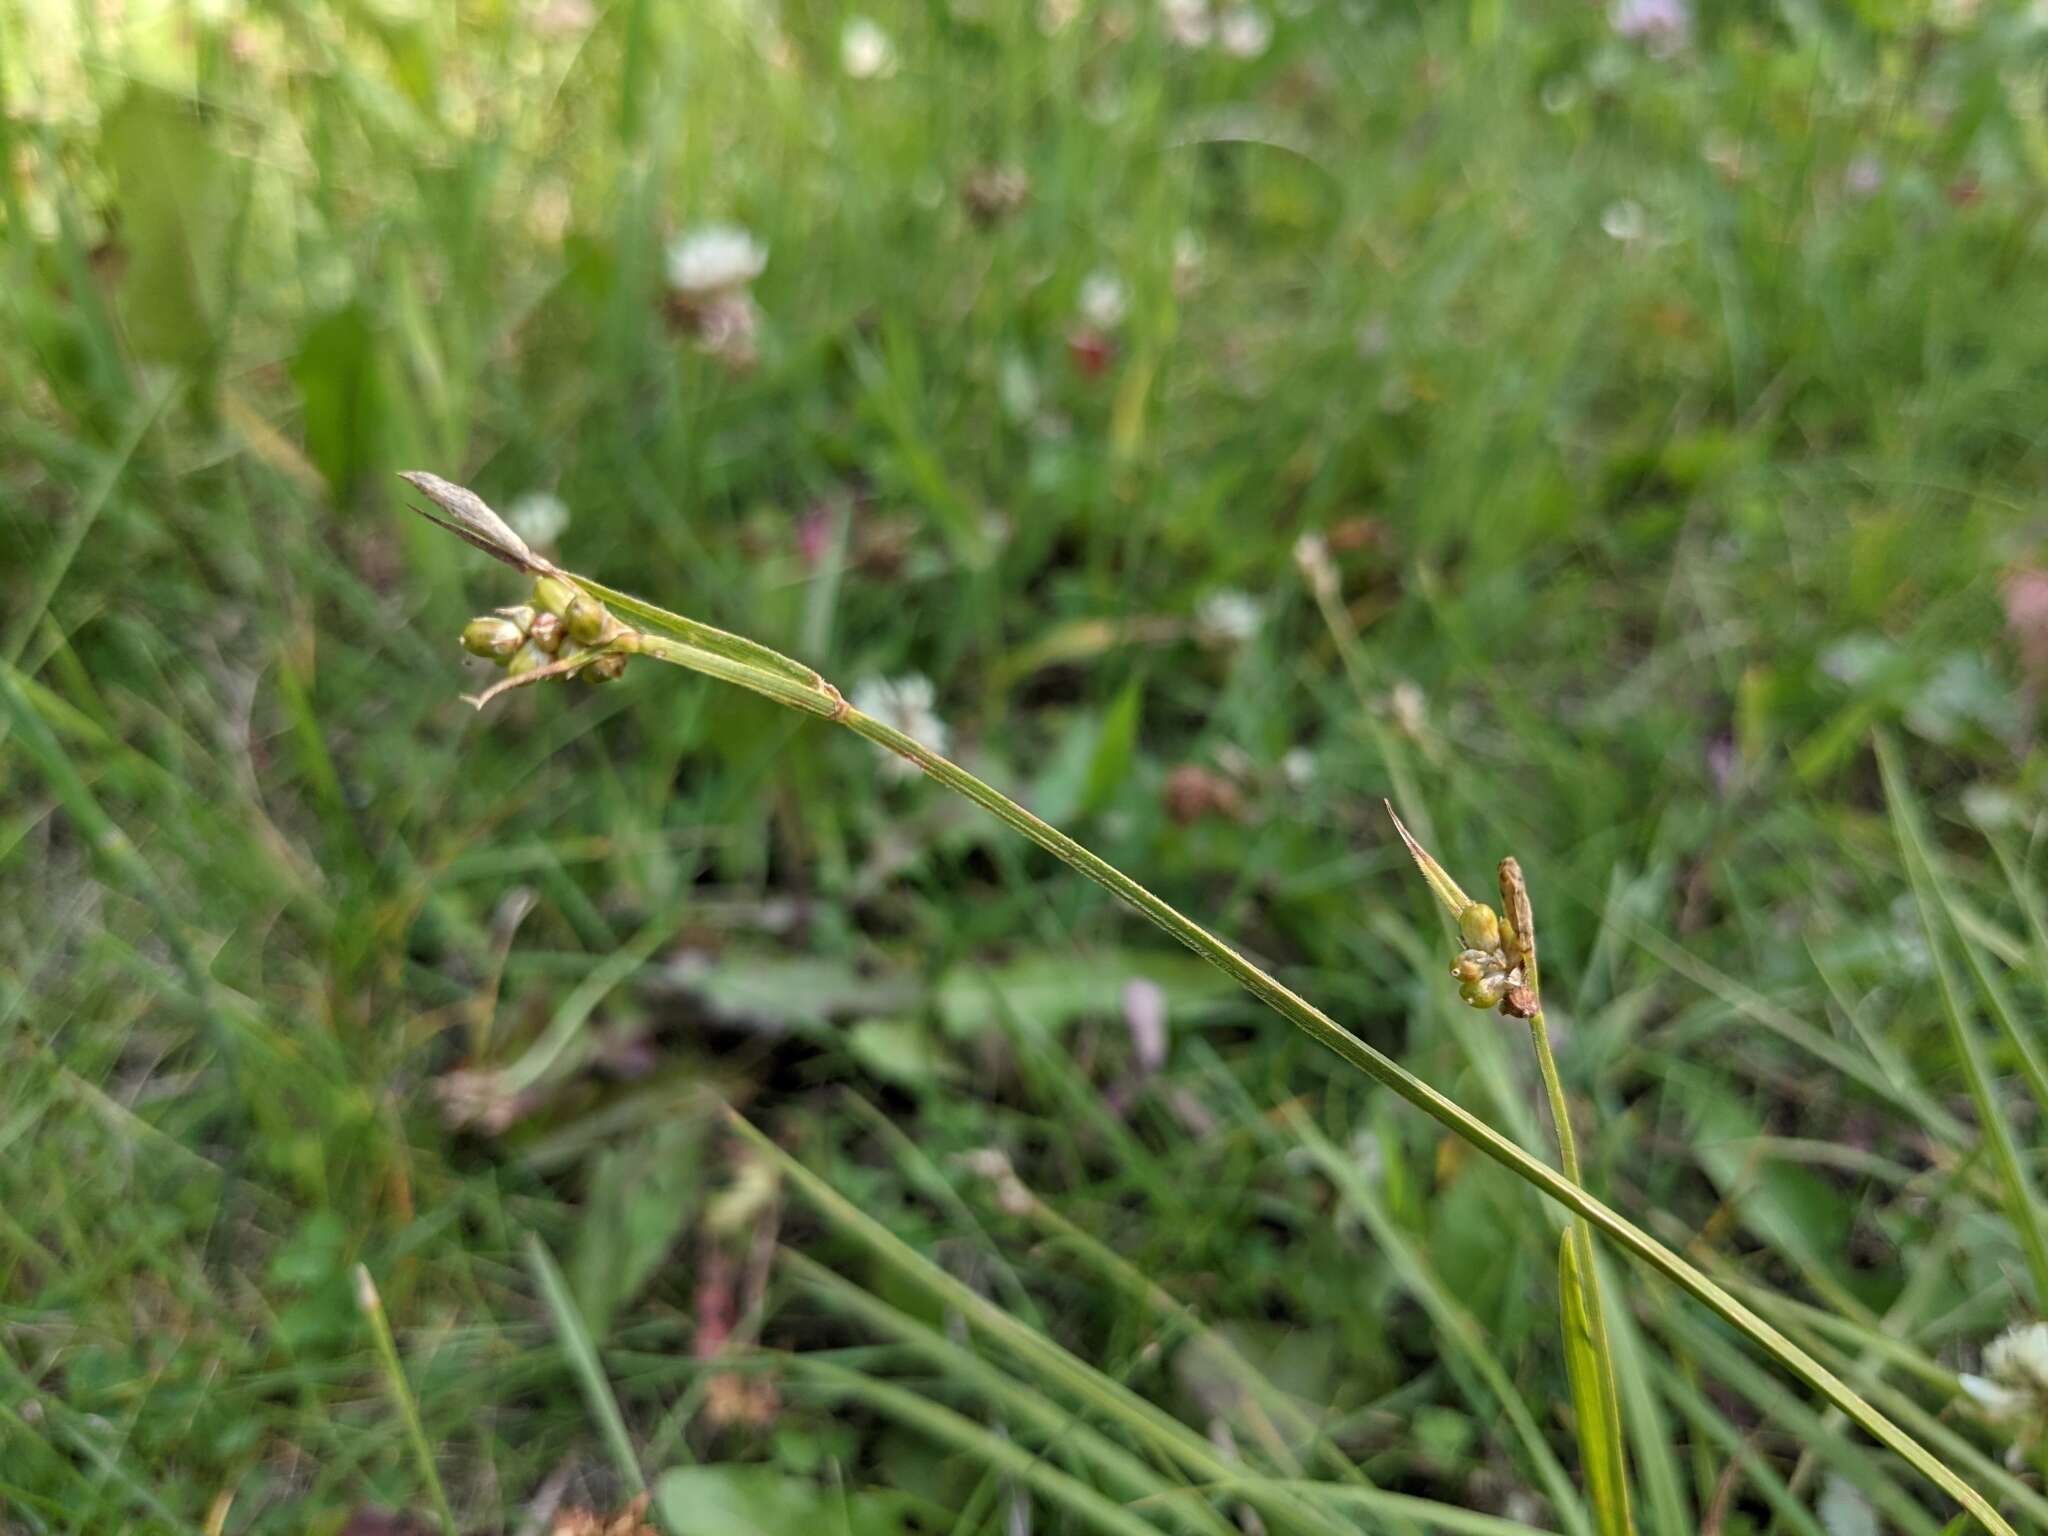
top-left (532, 574), bottom-right (577, 616)
top-left (564, 593), bottom-right (608, 646)
top-left (461, 616), bottom-right (525, 661)
top-left (580, 652), bottom-right (628, 684)
top-left (529, 611), bottom-right (565, 654)
top-left (1457, 903), bottom-right (1502, 951)
top-left (1458, 972), bottom-right (1510, 1009)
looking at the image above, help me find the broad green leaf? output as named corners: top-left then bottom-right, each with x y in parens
top-left (657, 1464), bottom-right (921, 1536)
top-left (847, 1017), bottom-right (957, 1089)
top-left (934, 948), bottom-right (1234, 1040)
top-left (571, 1113), bottom-right (709, 1339)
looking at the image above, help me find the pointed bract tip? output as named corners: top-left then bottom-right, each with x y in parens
top-left (398, 471), bottom-right (542, 573)
top-left (1384, 802), bottom-right (1471, 916)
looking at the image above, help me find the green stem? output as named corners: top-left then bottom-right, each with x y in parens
top-left (1528, 1011), bottom-right (1581, 1187)
top-left (491, 576), bottom-right (2008, 1534)
top-left (355, 1266), bottom-right (459, 1536)
top-left (1531, 1008), bottom-right (1632, 1533)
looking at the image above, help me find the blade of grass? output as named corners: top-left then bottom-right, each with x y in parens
top-left (416, 512), bottom-right (2014, 1535)
top-left (780, 1248), bottom-right (1236, 1536)
top-left (776, 1353), bottom-right (1178, 1536)
top-left (1591, 1254), bottom-right (1693, 1536)
top-left (1276, 1103), bottom-right (1594, 1536)
top-left (724, 1110), bottom-right (1354, 1536)
top-left (1560, 1230), bottom-right (1631, 1536)
top-left (1656, 1306), bottom-right (1943, 1536)
top-left (1652, 1359), bottom-right (1830, 1536)
top-left (1877, 733), bottom-right (2048, 1309)
top-left (1150, 1481), bottom-right (1562, 1536)
top-left (353, 1265), bottom-right (458, 1536)
top-left (997, 1171), bottom-right (1361, 1487)
top-left (523, 1233), bottom-right (647, 1502)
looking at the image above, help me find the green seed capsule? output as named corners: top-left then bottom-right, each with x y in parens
top-left (532, 575), bottom-right (577, 616)
top-left (580, 653), bottom-right (628, 684)
top-left (1459, 971), bottom-right (1510, 1009)
top-left (1458, 902), bottom-right (1502, 951)
top-left (563, 593), bottom-right (608, 646)
top-left (506, 642), bottom-right (544, 677)
top-left (529, 611), bottom-right (565, 654)
top-left (461, 616), bottom-right (525, 661)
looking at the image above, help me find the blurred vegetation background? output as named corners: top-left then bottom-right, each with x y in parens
top-left (6, 0), bottom-right (2048, 1531)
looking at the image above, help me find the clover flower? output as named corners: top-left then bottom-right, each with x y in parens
top-left (1959, 1322), bottom-right (2048, 1465)
top-left (1217, 4), bottom-right (1271, 57)
top-left (840, 16), bottom-right (898, 79)
top-left (1195, 590), bottom-right (1261, 647)
top-left (665, 224), bottom-right (768, 297)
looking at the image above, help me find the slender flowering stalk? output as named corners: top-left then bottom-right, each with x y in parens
top-left (400, 472), bottom-right (2011, 1535)
top-left (1388, 810), bottom-right (1630, 1532)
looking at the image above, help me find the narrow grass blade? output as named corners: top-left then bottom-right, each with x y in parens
top-left (1593, 1274), bottom-right (1690, 1536)
top-left (353, 1265), bottom-right (458, 1536)
top-left (1176, 1482), bottom-right (1565, 1536)
top-left (1559, 1230), bottom-right (1633, 1536)
top-left (781, 1248), bottom-right (1235, 1536)
top-left (724, 1110), bottom-right (1352, 1536)
top-left (778, 1354), bottom-right (1169, 1536)
top-left (1278, 1104), bottom-right (1593, 1536)
top-left (1657, 1305), bottom-right (1943, 1536)
top-left (1001, 1161), bottom-right (1367, 1485)
top-left (1877, 734), bottom-right (2048, 1308)
top-left (523, 1233), bottom-right (647, 1499)
top-left (1652, 1359), bottom-right (1830, 1536)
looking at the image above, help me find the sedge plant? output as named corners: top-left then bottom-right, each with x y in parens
top-left (401, 471), bottom-right (2012, 1534)
top-left (1386, 814), bottom-right (1632, 1535)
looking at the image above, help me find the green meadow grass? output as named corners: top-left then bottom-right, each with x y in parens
top-left (4, 0), bottom-right (2047, 1531)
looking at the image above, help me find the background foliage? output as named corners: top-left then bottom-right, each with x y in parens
top-left (5, 0), bottom-right (2048, 1531)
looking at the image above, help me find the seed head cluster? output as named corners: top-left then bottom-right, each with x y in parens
top-left (462, 574), bottom-right (633, 685)
top-left (1450, 898), bottom-right (1528, 1011)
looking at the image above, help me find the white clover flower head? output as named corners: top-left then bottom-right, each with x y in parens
top-left (1960, 1322), bottom-right (2048, 1465)
top-left (851, 673), bottom-right (950, 778)
top-left (1217, 4), bottom-right (1272, 57)
top-left (1600, 199), bottom-right (1649, 243)
top-left (1609, 0), bottom-right (1690, 54)
top-left (1959, 1372), bottom-right (2029, 1421)
top-left (665, 223), bottom-right (768, 297)
top-left (1162, 0), bottom-right (1213, 49)
top-left (1986, 1322), bottom-right (2048, 1395)
top-left (504, 491), bottom-right (569, 547)
top-left (1196, 590), bottom-right (1261, 645)
top-left (1078, 269), bottom-right (1129, 330)
top-left (841, 16), bottom-right (899, 79)
top-left (1388, 679), bottom-right (1427, 738)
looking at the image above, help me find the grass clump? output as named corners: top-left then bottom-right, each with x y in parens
top-left (7, 1), bottom-right (2048, 1531)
